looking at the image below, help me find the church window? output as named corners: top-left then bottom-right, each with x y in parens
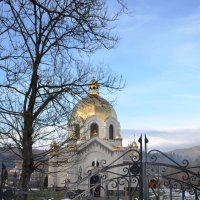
top-left (75, 124), bottom-right (80, 140)
top-left (109, 124), bottom-right (114, 140)
top-left (90, 123), bottom-right (99, 138)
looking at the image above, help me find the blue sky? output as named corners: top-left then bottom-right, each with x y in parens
top-left (1, 1), bottom-right (199, 151)
top-left (90, 0), bottom-right (200, 150)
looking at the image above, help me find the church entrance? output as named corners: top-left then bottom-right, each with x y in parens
top-left (90, 175), bottom-right (100, 197)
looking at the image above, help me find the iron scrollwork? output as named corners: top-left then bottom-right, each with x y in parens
top-left (66, 135), bottom-right (200, 200)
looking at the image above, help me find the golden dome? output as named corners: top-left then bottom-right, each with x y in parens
top-left (72, 95), bottom-right (117, 121)
top-left (129, 140), bottom-right (138, 149)
top-left (71, 80), bottom-right (117, 121)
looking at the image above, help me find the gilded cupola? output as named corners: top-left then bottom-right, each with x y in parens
top-left (71, 80), bottom-right (117, 121)
top-left (68, 79), bottom-right (121, 142)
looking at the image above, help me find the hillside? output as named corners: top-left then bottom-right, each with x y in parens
top-left (168, 145), bottom-right (200, 162)
top-left (0, 148), bottom-right (46, 169)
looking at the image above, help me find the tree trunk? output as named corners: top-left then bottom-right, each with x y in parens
top-left (18, 116), bottom-right (34, 200)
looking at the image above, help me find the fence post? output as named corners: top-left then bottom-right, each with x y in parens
top-left (138, 135), bottom-right (143, 200)
top-left (143, 135), bottom-right (149, 200)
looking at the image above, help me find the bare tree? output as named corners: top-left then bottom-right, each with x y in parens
top-left (0, 0), bottom-right (124, 199)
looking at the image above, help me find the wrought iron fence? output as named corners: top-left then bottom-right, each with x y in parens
top-left (64, 135), bottom-right (200, 200)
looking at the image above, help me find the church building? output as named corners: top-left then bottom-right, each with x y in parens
top-left (48, 79), bottom-right (137, 197)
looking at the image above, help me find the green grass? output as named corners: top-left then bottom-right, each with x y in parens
top-left (27, 189), bottom-right (64, 200)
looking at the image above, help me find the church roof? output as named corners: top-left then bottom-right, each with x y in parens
top-left (70, 79), bottom-right (117, 122)
top-left (74, 95), bottom-right (117, 121)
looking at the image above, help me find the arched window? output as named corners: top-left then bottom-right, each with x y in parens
top-left (109, 124), bottom-right (114, 140)
top-left (90, 123), bottom-right (99, 138)
top-left (75, 124), bottom-right (80, 140)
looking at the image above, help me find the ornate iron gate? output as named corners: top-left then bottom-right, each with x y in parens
top-left (66, 135), bottom-right (200, 200)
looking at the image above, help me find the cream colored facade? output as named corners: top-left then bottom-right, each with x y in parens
top-left (48, 80), bottom-right (137, 195)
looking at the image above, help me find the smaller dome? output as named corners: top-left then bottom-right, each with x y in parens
top-left (50, 141), bottom-right (58, 149)
top-left (115, 134), bottom-right (122, 140)
top-left (50, 141), bottom-right (59, 157)
top-left (68, 133), bottom-right (77, 141)
top-left (129, 140), bottom-right (138, 149)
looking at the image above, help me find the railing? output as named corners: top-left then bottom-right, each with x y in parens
top-left (64, 135), bottom-right (200, 200)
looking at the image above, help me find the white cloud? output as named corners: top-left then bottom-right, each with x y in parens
top-left (121, 128), bottom-right (200, 151)
top-left (118, 113), bottom-right (200, 131)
